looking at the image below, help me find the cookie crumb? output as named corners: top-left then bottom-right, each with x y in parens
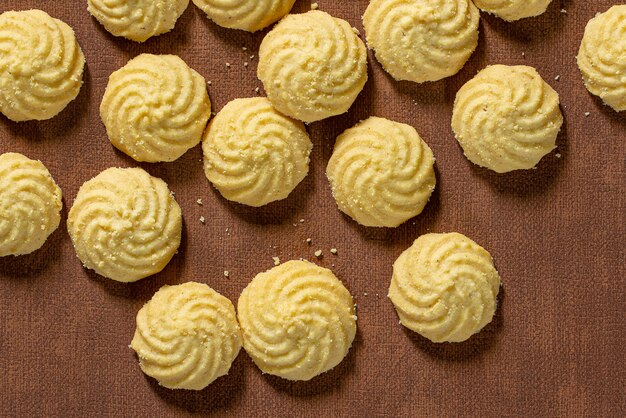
top-left (314, 250), bottom-right (322, 257)
top-left (521, 52), bottom-right (525, 57)
top-left (554, 75), bottom-right (560, 81)
top-left (306, 238), bottom-right (312, 244)
top-left (255, 87), bottom-right (260, 94)
top-left (555, 153), bottom-right (561, 159)
top-left (561, 9), bottom-right (567, 14)
top-left (584, 112), bottom-right (590, 117)
top-left (199, 216), bottom-right (205, 224)
top-left (272, 256), bottom-right (280, 266)
top-left (250, 55), bottom-right (255, 60)
top-left (243, 62), bottom-right (249, 67)
top-left (311, 2), bottom-right (319, 9)
top-left (351, 27), bottom-right (360, 36)
top-left (364, 292), bottom-right (368, 296)
top-left (225, 62), bottom-right (231, 68)
top-left (242, 46), bottom-right (247, 51)
top-left (224, 270), bottom-right (229, 277)
top-left (207, 80), bottom-right (212, 85)
top-left (196, 198), bottom-right (203, 205)
top-left (330, 248), bottom-right (338, 255)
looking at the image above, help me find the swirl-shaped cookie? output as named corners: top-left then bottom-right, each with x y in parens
top-left (452, 65), bottom-right (563, 173)
top-left (0, 153), bottom-right (62, 256)
top-left (363, 0), bottom-right (479, 83)
top-left (192, 0), bottom-right (295, 32)
top-left (67, 167), bottom-right (182, 282)
top-left (202, 98), bottom-right (312, 207)
top-left (88, 0), bottom-right (189, 42)
top-left (389, 233), bottom-right (501, 343)
top-left (131, 282), bottom-right (242, 390)
top-left (472, 0), bottom-right (552, 21)
top-left (100, 54), bottom-right (211, 163)
top-left (238, 260), bottom-right (356, 381)
top-left (326, 117), bottom-right (436, 228)
top-left (0, 10), bottom-right (85, 122)
top-left (577, 5), bottom-right (626, 112)
top-left (257, 10), bottom-right (368, 123)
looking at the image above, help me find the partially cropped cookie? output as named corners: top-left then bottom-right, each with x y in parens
top-left (326, 117), bottom-right (436, 228)
top-left (131, 282), bottom-right (242, 390)
top-left (203, 98), bottom-right (312, 207)
top-left (88, 0), bottom-right (188, 42)
top-left (238, 260), bottom-right (356, 381)
top-left (452, 65), bottom-right (563, 173)
top-left (363, 0), bottom-right (479, 83)
top-left (473, 0), bottom-right (552, 21)
top-left (192, 0), bottom-right (295, 32)
top-left (577, 5), bottom-right (626, 112)
top-left (389, 233), bottom-right (501, 343)
top-left (67, 167), bottom-right (182, 282)
top-left (258, 10), bottom-right (368, 123)
top-left (0, 10), bottom-right (84, 122)
top-left (0, 153), bottom-right (62, 256)
top-left (100, 54), bottom-right (211, 163)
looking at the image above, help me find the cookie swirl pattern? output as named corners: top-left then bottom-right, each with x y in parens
top-left (0, 10), bottom-right (85, 122)
top-left (326, 117), bottom-right (436, 228)
top-left (472, 0), bottom-right (552, 21)
top-left (238, 260), bottom-right (357, 381)
top-left (192, 0), bottom-right (295, 32)
top-left (100, 54), bottom-right (211, 163)
top-left (389, 233), bottom-right (501, 343)
top-left (67, 167), bottom-right (182, 282)
top-left (202, 98), bottom-right (312, 207)
top-left (363, 0), bottom-right (479, 83)
top-left (131, 282), bottom-right (242, 390)
top-left (88, 0), bottom-right (189, 42)
top-left (0, 153), bottom-right (62, 256)
top-left (452, 65), bottom-right (563, 173)
top-left (257, 10), bottom-right (368, 123)
top-left (577, 5), bottom-right (626, 112)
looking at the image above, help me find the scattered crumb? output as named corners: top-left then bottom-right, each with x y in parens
top-left (196, 198), bottom-right (203, 205)
top-left (243, 62), bottom-right (249, 67)
top-left (364, 292), bottom-right (368, 296)
top-left (207, 80), bottom-right (212, 85)
top-left (521, 52), bottom-right (525, 57)
top-left (351, 27), bottom-right (360, 36)
top-left (249, 55), bottom-right (255, 60)
top-left (311, 2), bottom-right (319, 9)
top-left (199, 216), bottom-right (205, 224)
top-left (584, 112), bottom-right (590, 117)
top-left (292, 223), bottom-right (297, 227)
top-left (306, 238), bottom-right (312, 244)
top-left (330, 248), bottom-right (338, 255)
top-left (224, 271), bottom-right (229, 277)
top-left (272, 256), bottom-right (280, 266)
top-left (314, 250), bottom-right (322, 257)
top-left (299, 219), bottom-right (305, 223)
top-left (555, 153), bottom-right (561, 159)
top-left (561, 9), bottom-right (567, 14)
top-left (255, 87), bottom-right (260, 94)
top-left (225, 62), bottom-right (231, 68)
top-left (242, 46), bottom-right (247, 51)
top-left (555, 75), bottom-right (560, 81)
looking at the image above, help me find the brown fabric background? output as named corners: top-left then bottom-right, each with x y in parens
top-left (0, 1), bottom-right (624, 416)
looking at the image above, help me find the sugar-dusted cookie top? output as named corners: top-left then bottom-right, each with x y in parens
top-left (0, 10), bottom-right (84, 122)
top-left (203, 97), bottom-right (312, 207)
top-left (452, 65), bottom-right (563, 173)
top-left (100, 54), bottom-right (212, 163)
top-left (192, 0), bottom-right (295, 32)
top-left (67, 167), bottom-right (182, 282)
top-left (577, 5), bottom-right (626, 112)
top-left (238, 260), bottom-right (356, 381)
top-left (363, 0), bottom-right (479, 83)
top-left (0, 153), bottom-right (62, 256)
top-left (326, 117), bottom-right (436, 228)
top-left (88, 0), bottom-right (189, 42)
top-left (257, 10), bottom-right (368, 123)
top-left (473, 0), bottom-right (553, 21)
top-left (131, 282), bottom-right (242, 390)
top-left (389, 233), bottom-right (501, 343)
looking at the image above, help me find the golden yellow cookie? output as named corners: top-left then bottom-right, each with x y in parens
top-left (326, 117), bottom-right (436, 228)
top-left (0, 10), bottom-right (84, 122)
top-left (100, 54), bottom-right (211, 163)
top-left (452, 65), bottom-right (563, 173)
top-left (257, 10), bottom-right (368, 123)
top-left (363, 0), bottom-right (479, 83)
top-left (473, 0), bottom-right (552, 21)
top-left (577, 5), bottom-right (626, 112)
top-left (0, 153), bottom-right (62, 256)
top-left (67, 167), bottom-right (182, 282)
top-left (238, 260), bottom-right (356, 381)
top-left (131, 282), bottom-right (242, 390)
top-left (389, 233), bottom-right (501, 343)
top-left (202, 98), bottom-right (312, 207)
top-left (88, 0), bottom-right (189, 42)
top-left (192, 0), bottom-right (295, 32)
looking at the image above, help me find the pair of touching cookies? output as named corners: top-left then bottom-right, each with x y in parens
top-left (131, 260), bottom-right (356, 389)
